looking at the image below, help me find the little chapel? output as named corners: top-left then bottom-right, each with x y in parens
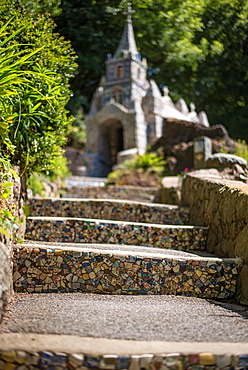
top-left (85, 6), bottom-right (208, 177)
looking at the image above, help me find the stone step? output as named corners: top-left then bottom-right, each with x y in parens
top-left (13, 242), bottom-right (241, 299)
top-left (1, 334), bottom-right (248, 369)
top-left (63, 185), bottom-right (160, 203)
top-left (65, 175), bottom-right (107, 187)
top-left (28, 198), bottom-right (189, 225)
top-left (25, 217), bottom-right (208, 252)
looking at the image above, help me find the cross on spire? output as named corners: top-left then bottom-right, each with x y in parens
top-left (124, 2), bottom-right (135, 22)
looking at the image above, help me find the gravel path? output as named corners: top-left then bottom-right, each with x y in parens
top-left (2, 293), bottom-right (248, 342)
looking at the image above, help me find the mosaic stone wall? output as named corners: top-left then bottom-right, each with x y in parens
top-left (28, 198), bottom-right (190, 225)
top-left (13, 246), bottom-right (240, 298)
top-left (63, 185), bottom-right (159, 203)
top-left (25, 218), bottom-right (208, 252)
top-left (1, 349), bottom-right (248, 369)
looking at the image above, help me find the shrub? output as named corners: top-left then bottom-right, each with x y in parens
top-left (28, 155), bottom-right (71, 197)
top-left (0, 158), bottom-right (21, 242)
top-left (0, 2), bottom-right (77, 193)
top-left (107, 151), bottom-right (168, 186)
top-left (233, 140), bottom-right (248, 163)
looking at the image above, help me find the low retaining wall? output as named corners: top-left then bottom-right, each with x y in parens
top-left (28, 198), bottom-right (189, 225)
top-left (0, 243), bottom-right (11, 323)
top-left (13, 245), bottom-right (239, 298)
top-left (63, 185), bottom-right (160, 203)
top-left (160, 176), bottom-right (182, 205)
top-left (1, 345), bottom-right (248, 369)
top-left (25, 218), bottom-right (207, 251)
top-left (182, 172), bottom-right (248, 304)
top-left (0, 168), bottom-right (23, 323)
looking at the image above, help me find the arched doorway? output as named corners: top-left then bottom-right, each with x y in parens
top-left (98, 119), bottom-right (124, 176)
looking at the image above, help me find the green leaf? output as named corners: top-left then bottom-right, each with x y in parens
top-left (23, 205), bottom-right (30, 217)
top-left (9, 168), bottom-right (18, 178)
top-left (0, 227), bottom-right (11, 237)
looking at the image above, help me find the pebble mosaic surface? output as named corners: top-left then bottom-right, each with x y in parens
top-left (25, 218), bottom-right (208, 251)
top-left (13, 245), bottom-right (240, 298)
top-left (1, 350), bottom-right (248, 370)
top-left (28, 198), bottom-right (190, 225)
top-left (63, 185), bottom-right (159, 203)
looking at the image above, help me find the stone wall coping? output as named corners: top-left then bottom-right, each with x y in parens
top-left (68, 185), bottom-right (159, 190)
top-left (0, 333), bottom-right (247, 355)
top-left (161, 176), bottom-right (181, 188)
top-left (187, 172), bottom-right (248, 194)
top-left (27, 216), bottom-right (207, 230)
top-left (16, 243), bottom-right (242, 263)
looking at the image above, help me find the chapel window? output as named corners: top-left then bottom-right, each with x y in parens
top-left (117, 65), bottom-right (124, 79)
top-left (112, 88), bottom-right (123, 104)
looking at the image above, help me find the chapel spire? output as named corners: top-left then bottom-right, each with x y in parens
top-left (113, 3), bottom-right (139, 59)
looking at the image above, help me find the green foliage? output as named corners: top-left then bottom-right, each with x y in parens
top-left (0, 1), bottom-right (77, 177)
top-left (107, 151), bottom-right (168, 186)
top-left (124, 152), bottom-right (167, 174)
top-left (27, 173), bottom-right (47, 197)
top-left (106, 168), bottom-right (126, 185)
top-left (55, 0), bottom-right (122, 111)
top-left (66, 97), bottom-right (87, 148)
top-left (45, 155), bottom-right (71, 182)
top-left (0, 19), bottom-right (44, 155)
top-left (28, 155), bottom-right (71, 196)
top-left (233, 140), bottom-right (248, 163)
top-left (220, 139), bottom-right (248, 163)
top-left (0, 158), bottom-right (21, 243)
top-left (133, 0), bottom-right (248, 143)
top-left (17, 0), bottom-right (62, 17)
top-left (0, 2), bottom-right (76, 237)
top-left (68, 120), bottom-right (87, 149)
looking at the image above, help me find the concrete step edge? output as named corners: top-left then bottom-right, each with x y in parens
top-left (27, 216), bottom-right (204, 229)
top-left (19, 242), bottom-right (242, 264)
top-left (29, 197), bottom-right (186, 208)
top-left (0, 333), bottom-right (247, 356)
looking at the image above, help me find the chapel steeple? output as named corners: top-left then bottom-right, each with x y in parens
top-left (104, 3), bottom-right (148, 110)
top-left (113, 4), bottom-right (139, 59)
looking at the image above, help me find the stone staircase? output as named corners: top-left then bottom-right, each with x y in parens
top-left (13, 193), bottom-right (242, 300)
top-left (3, 180), bottom-right (247, 370)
